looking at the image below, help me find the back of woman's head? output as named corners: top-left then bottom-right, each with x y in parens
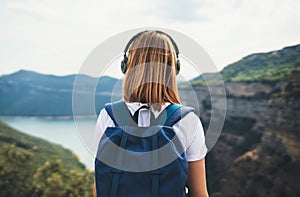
top-left (123, 30), bottom-right (181, 110)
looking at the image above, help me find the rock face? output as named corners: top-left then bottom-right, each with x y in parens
top-left (180, 71), bottom-right (300, 196)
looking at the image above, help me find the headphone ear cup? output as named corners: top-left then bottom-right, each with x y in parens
top-left (176, 59), bottom-right (181, 75)
top-left (121, 56), bottom-right (128, 74)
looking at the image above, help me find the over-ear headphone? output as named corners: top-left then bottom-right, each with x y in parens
top-left (121, 30), bottom-right (181, 75)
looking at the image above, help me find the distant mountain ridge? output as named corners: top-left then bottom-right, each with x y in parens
top-left (0, 70), bottom-right (121, 116)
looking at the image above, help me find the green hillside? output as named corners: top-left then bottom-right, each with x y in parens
top-left (0, 121), bottom-right (93, 196)
top-left (191, 44), bottom-right (300, 84)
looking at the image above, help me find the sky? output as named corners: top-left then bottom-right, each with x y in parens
top-left (0, 0), bottom-right (299, 79)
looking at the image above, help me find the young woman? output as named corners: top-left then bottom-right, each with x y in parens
top-left (95, 30), bottom-right (209, 197)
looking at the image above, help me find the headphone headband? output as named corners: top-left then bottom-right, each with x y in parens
top-left (121, 30), bottom-right (181, 74)
top-left (123, 30), bottom-right (179, 58)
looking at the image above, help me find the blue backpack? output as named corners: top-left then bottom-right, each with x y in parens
top-left (95, 101), bottom-right (194, 197)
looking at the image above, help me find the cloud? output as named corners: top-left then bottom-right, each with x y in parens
top-left (153, 0), bottom-right (207, 22)
top-left (6, 1), bottom-right (54, 20)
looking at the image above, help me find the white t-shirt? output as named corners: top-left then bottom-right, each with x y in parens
top-left (95, 102), bottom-right (207, 162)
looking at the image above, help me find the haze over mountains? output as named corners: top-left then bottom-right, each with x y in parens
top-left (1, 44), bottom-right (299, 116)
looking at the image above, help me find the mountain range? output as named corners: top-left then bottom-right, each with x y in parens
top-left (1, 44), bottom-right (299, 116)
top-left (0, 70), bottom-right (121, 116)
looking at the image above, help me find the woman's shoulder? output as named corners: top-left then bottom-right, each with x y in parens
top-left (174, 109), bottom-right (203, 138)
top-left (97, 108), bottom-right (115, 130)
top-left (97, 107), bottom-right (111, 121)
top-left (176, 110), bottom-right (202, 127)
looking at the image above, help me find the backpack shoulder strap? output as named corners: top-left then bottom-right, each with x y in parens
top-left (164, 105), bottom-right (194, 127)
top-left (105, 102), bottom-right (194, 127)
top-left (153, 104), bottom-right (194, 127)
top-left (104, 101), bottom-right (136, 126)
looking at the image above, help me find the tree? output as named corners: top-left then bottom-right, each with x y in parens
top-left (32, 158), bottom-right (93, 197)
top-left (0, 144), bottom-right (33, 196)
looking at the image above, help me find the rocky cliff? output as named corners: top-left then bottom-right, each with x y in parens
top-left (180, 70), bottom-right (300, 196)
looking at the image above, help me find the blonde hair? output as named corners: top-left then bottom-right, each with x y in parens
top-left (122, 30), bottom-right (181, 110)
